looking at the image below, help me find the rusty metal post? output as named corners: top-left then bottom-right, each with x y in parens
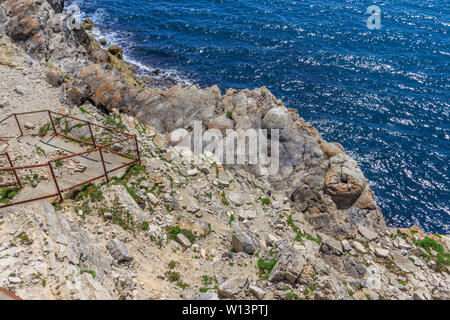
top-left (48, 161), bottom-right (63, 202)
top-left (48, 110), bottom-right (58, 136)
top-left (87, 122), bottom-right (96, 147)
top-left (133, 134), bottom-right (141, 165)
top-left (13, 114), bottom-right (23, 137)
top-left (4, 153), bottom-right (22, 188)
top-left (98, 148), bottom-right (109, 182)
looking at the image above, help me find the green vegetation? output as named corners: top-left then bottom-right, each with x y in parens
top-left (109, 165), bottom-right (147, 207)
top-left (141, 221), bottom-right (150, 231)
top-left (136, 123), bottom-right (147, 136)
top-left (73, 184), bottom-right (103, 202)
top-left (176, 281), bottom-right (189, 289)
top-left (81, 270), bottom-right (97, 278)
top-left (199, 275), bottom-right (218, 293)
top-left (307, 285), bottom-right (316, 292)
top-left (103, 114), bottom-right (126, 131)
top-left (226, 111), bottom-right (233, 119)
top-left (221, 192), bottom-right (230, 206)
top-left (35, 145), bottom-right (46, 156)
top-left (397, 279), bottom-right (407, 286)
top-left (16, 232), bottom-right (30, 244)
top-left (79, 107), bottom-right (89, 114)
top-left (0, 187), bottom-right (20, 204)
top-left (261, 198), bottom-right (271, 206)
top-left (287, 215), bottom-right (304, 244)
top-left (201, 275), bottom-right (217, 286)
top-left (257, 258), bottom-right (277, 280)
top-left (39, 123), bottom-right (52, 134)
top-left (415, 237), bottom-right (450, 267)
top-left (286, 291), bottom-right (301, 300)
top-left (165, 271), bottom-right (181, 282)
top-left (166, 226), bottom-right (196, 244)
top-left (54, 160), bottom-right (63, 169)
top-left (305, 234), bottom-right (323, 245)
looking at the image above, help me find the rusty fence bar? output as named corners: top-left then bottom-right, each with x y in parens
top-left (48, 161), bottom-right (63, 202)
top-left (0, 287), bottom-right (22, 300)
top-left (4, 153), bottom-right (22, 188)
top-left (48, 110), bottom-right (58, 136)
top-left (49, 111), bottom-right (134, 136)
top-left (134, 134), bottom-right (141, 165)
top-left (98, 148), bottom-right (109, 182)
top-left (13, 114), bottom-right (23, 137)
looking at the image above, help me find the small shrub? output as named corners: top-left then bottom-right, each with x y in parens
top-left (165, 271), bottom-right (180, 282)
top-left (141, 221), bottom-right (150, 231)
top-left (166, 226), bottom-right (196, 244)
top-left (0, 187), bottom-right (20, 204)
top-left (81, 270), bottom-right (96, 279)
top-left (257, 258), bottom-right (277, 280)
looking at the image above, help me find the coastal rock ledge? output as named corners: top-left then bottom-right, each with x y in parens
top-left (0, 0), bottom-right (448, 300)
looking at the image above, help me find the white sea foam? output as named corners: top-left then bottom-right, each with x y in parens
top-left (67, 1), bottom-right (194, 88)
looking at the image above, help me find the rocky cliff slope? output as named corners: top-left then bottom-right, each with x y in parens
top-left (0, 0), bottom-right (448, 300)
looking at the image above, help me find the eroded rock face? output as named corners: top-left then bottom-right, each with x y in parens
top-left (45, 70), bottom-right (63, 87)
top-left (0, 201), bottom-right (116, 300)
top-left (269, 242), bottom-right (306, 284)
top-left (106, 239), bottom-right (132, 263)
top-left (262, 107), bottom-right (289, 130)
top-left (325, 154), bottom-right (366, 210)
top-left (0, 0), bottom-right (92, 68)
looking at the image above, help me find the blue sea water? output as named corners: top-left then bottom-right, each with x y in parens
top-left (67, 0), bottom-right (450, 234)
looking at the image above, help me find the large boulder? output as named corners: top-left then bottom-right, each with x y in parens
top-left (269, 242), bottom-right (306, 284)
top-left (231, 231), bottom-right (255, 254)
top-left (325, 154), bottom-right (366, 209)
top-left (45, 70), bottom-right (64, 87)
top-left (108, 45), bottom-right (123, 59)
top-left (106, 239), bottom-right (132, 263)
top-left (262, 107), bottom-right (289, 130)
top-left (218, 277), bottom-right (247, 298)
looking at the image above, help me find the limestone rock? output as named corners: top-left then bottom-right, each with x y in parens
top-left (249, 285), bottom-right (266, 299)
top-left (262, 107), bottom-right (289, 130)
top-left (374, 247), bottom-right (389, 258)
top-left (319, 233), bottom-right (343, 256)
top-left (231, 231), bottom-right (255, 254)
top-left (106, 239), bottom-right (132, 262)
top-left (269, 243), bottom-right (305, 284)
top-left (218, 277), bottom-right (247, 298)
top-left (358, 226), bottom-right (378, 241)
top-left (176, 233), bottom-right (192, 248)
top-left (45, 71), bottom-right (64, 87)
top-left (193, 292), bottom-right (219, 300)
top-left (108, 45), bottom-right (123, 59)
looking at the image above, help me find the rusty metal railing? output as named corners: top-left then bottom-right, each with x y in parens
top-left (0, 110), bottom-right (141, 209)
top-left (0, 287), bottom-right (21, 300)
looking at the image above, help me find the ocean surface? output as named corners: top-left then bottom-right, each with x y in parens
top-left (67, 0), bottom-right (450, 234)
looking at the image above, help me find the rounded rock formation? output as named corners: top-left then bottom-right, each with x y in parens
top-left (262, 107), bottom-right (289, 130)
